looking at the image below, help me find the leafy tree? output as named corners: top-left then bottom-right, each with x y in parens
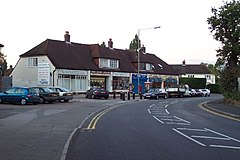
top-left (207, 0), bottom-right (240, 93)
top-left (0, 44), bottom-right (6, 63)
top-left (207, 0), bottom-right (240, 69)
top-left (129, 34), bottom-right (141, 51)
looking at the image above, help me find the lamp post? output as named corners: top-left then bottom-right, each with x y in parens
top-left (137, 26), bottom-right (160, 95)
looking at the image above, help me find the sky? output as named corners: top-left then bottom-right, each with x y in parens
top-left (0, 0), bottom-right (228, 67)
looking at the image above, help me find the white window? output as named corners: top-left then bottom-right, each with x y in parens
top-left (28, 57), bottom-right (38, 67)
top-left (205, 74), bottom-right (211, 80)
top-left (146, 63), bottom-right (154, 70)
top-left (146, 63), bottom-right (151, 70)
top-left (99, 58), bottom-right (119, 68)
top-left (110, 59), bottom-right (118, 68)
top-left (188, 75), bottom-right (194, 78)
top-left (99, 58), bottom-right (108, 68)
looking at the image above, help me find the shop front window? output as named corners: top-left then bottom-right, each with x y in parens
top-left (58, 74), bottom-right (87, 91)
top-left (113, 77), bottom-right (129, 90)
top-left (90, 76), bottom-right (106, 89)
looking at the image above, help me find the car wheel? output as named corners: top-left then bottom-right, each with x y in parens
top-left (20, 98), bottom-right (27, 105)
top-left (64, 100), bottom-right (69, 102)
top-left (164, 94), bottom-right (168, 99)
top-left (39, 97), bottom-right (45, 104)
top-left (0, 98), bottom-right (2, 103)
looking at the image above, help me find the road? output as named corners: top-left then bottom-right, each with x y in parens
top-left (67, 95), bottom-right (240, 160)
top-left (0, 98), bottom-right (126, 160)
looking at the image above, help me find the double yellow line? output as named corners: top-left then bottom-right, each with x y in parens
top-left (87, 107), bottom-right (114, 130)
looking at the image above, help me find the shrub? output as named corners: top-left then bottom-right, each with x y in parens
top-left (206, 84), bottom-right (221, 93)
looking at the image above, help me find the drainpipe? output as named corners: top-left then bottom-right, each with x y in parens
top-left (52, 69), bottom-right (56, 87)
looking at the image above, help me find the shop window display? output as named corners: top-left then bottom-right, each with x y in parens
top-left (113, 77), bottom-right (129, 90)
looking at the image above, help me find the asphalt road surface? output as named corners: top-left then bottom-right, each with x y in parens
top-left (0, 98), bottom-right (126, 160)
top-left (67, 95), bottom-right (240, 160)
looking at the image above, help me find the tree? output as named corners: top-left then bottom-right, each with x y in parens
top-left (129, 34), bottom-right (141, 51)
top-left (207, 0), bottom-right (240, 69)
top-left (207, 0), bottom-right (240, 93)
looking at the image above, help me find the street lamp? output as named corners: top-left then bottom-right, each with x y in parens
top-left (137, 26), bottom-right (160, 95)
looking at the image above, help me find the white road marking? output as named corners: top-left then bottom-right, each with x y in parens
top-left (191, 135), bottom-right (231, 140)
top-left (155, 115), bottom-right (172, 118)
top-left (210, 145), bottom-right (240, 150)
top-left (173, 116), bottom-right (190, 124)
top-left (173, 128), bottom-right (206, 146)
top-left (153, 116), bottom-right (164, 124)
top-left (176, 128), bottom-right (207, 132)
top-left (148, 109), bottom-right (151, 114)
top-left (166, 122), bottom-right (191, 125)
top-left (164, 104), bottom-right (169, 108)
top-left (165, 109), bottom-right (170, 114)
top-left (149, 104), bottom-right (156, 108)
top-left (161, 118), bottom-right (182, 122)
top-left (205, 128), bottom-right (240, 143)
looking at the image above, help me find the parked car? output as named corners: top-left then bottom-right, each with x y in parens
top-left (165, 87), bottom-right (185, 98)
top-left (144, 88), bottom-right (168, 99)
top-left (48, 87), bottom-right (73, 102)
top-left (0, 87), bottom-right (40, 105)
top-left (85, 88), bottom-right (109, 99)
top-left (194, 89), bottom-right (204, 97)
top-left (199, 89), bottom-right (211, 97)
top-left (32, 87), bottom-right (59, 103)
top-left (184, 88), bottom-right (192, 97)
top-left (189, 88), bottom-right (197, 97)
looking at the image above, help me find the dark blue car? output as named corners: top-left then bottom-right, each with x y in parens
top-left (0, 87), bottom-right (40, 105)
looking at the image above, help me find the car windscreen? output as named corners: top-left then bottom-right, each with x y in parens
top-left (42, 88), bottom-right (54, 92)
top-left (29, 88), bottom-right (38, 94)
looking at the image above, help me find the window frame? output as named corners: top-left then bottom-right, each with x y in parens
top-left (28, 57), bottom-right (38, 67)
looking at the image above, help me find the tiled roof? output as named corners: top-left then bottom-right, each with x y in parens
top-left (21, 39), bottom-right (99, 70)
top-left (145, 54), bottom-right (178, 75)
top-left (171, 64), bottom-right (212, 75)
top-left (20, 39), bottom-right (177, 75)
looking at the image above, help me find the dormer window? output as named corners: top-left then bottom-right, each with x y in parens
top-left (158, 64), bottom-right (163, 69)
top-left (139, 63), bottom-right (154, 71)
top-left (110, 59), bottom-right (118, 68)
top-left (99, 58), bottom-right (108, 68)
top-left (99, 58), bottom-right (119, 69)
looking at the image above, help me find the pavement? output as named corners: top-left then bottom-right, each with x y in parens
top-left (203, 98), bottom-right (240, 121)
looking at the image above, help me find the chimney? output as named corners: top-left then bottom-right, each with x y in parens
top-left (182, 60), bottom-right (186, 66)
top-left (141, 44), bottom-right (146, 53)
top-left (64, 31), bottom-right (70, 42)
top-left (108, 38), bottom-right (113, 48)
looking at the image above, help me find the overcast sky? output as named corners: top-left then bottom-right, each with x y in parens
top-left (1, 0), bottom-right (228, 67)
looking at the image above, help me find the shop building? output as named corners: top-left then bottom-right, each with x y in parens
top-left (11, 32), bottom-right (178, 93)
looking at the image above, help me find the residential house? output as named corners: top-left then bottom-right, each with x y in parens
top-left (11, 32), bottom-right (178, 93)
top-left (171, 61), bottom-right (215, 85)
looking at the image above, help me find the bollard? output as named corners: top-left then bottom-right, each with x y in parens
top-left (120, 92), bottom-right (122, 99)
top-left (128, 92), bottom-right (130, 100)
top-left (122, 92), bottom-right (125, 101)
top-left (113, 91), bottom-right (116, 99)
top-left (140, 92), bottom-right (142, 99)
top-left (133, 92), bottom-right (135, 99)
